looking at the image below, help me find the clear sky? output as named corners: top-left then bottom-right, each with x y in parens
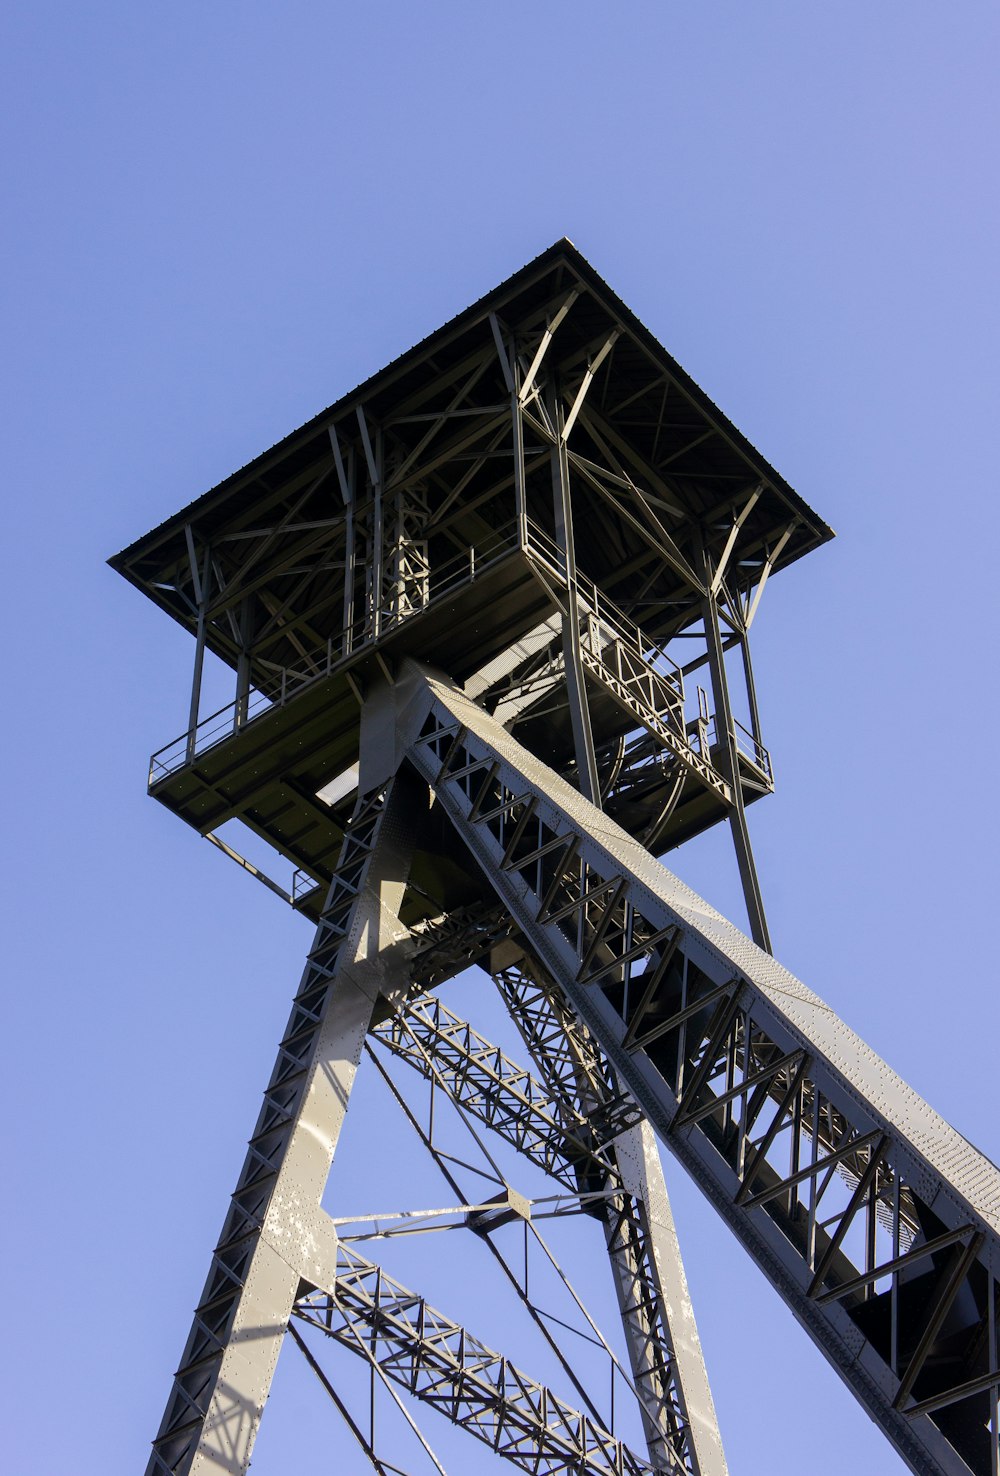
top-left (3, 4), bottom-right (998, 1472)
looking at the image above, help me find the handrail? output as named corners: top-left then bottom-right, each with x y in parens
top-left (704, 716), bottom-right (773, 782)
top-left (522, 518), bottom-right (684, 702)
top-left (149, 514), bottom-right (742, 792)
top-left (732, 717), bottom-right (773, 780)
top-left (149, 523), bottom-right (521, 785)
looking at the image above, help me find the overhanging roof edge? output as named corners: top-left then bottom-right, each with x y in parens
top-left (109, 238), bottom-right (834, 578)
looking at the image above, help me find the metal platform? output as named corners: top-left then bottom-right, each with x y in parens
top-left (112, 238), bottom-right (830, 929)
top-left (110, 243), bottom-right (997, 1476)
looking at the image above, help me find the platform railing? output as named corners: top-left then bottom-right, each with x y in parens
top-left (149, 516), bottom-right (741, 792)
top-left (581, 624), bottom-right (687, 737)
top-left (732, 717), bottom-right (773, 781)
top-left (523, 518), bottom-right (685, 704)
top-left (148, 523), bottom-right (523, 785)
top-left (705, 715), bottom-right (773, 784)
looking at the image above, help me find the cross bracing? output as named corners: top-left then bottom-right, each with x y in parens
top-left (359, 1020), bottom-right (687, 1471)
top-left (494, 960), bottom-right (722, 1474)
top-left (370, 971), bottom-right (716, 1472)
top-left (112, 240), bottom-right (826, 922)
top-left (294, 1246), bottom-right (663, 1476)
top-left (403, 665), bottom-right (1000, 1476)
top-left (372, 987), bottom-right (640, 1192)
top-left (112, 242), bottom-right (998, 1476)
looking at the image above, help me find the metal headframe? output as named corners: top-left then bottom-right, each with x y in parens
top-left (112, 242), bottom-right (997, 1476)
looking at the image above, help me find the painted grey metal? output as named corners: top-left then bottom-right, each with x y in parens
top-left (494, 954), bottom-right (728, 1476)
top-left (401, 660), bottom-right (1000, 1476)
top-left (373, 985), bottom-right (635, 1192)
top-left (698, 548), bottom-right (771, 953)
top-left (116, 244), bottom-right (1000, 1476)
top-left (359, 918), bottom-right (727, 1473)
top-left (146, 772), bottom-right (422, 1476)
top-left (549, 380), bottom-right (601, 806)
top-left (295, 1243), bottom-right (666, 1476)
top-left (360, 1030), bottom-right (644, 1445)
top-left (121, 241), bottom-right (821, 904)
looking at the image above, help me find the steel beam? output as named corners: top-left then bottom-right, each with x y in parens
top-left (184, 532), bottom-right (211, 762)
top-left (496, 956), bottom-right (728, 1476)
top-left (549, 383), bottom-right (601, 805)
top-left (145, 772), bottom-right (423, 1476)
top-left (362, 1037), bottom-right (628, 1436)
top-left (295, 1243), bottom-right (666, 1476)
top-left (372, 988), bottom-right (626, 1191)
top-left (399, 659), bottom-right (1000, 1476)
top-left (120, 242), bottom-right (857, 1476)
top-left (699, 547), bottom-right (771, 953)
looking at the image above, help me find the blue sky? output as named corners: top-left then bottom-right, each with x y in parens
top-left (3, 4), bottom-right (998, 1472)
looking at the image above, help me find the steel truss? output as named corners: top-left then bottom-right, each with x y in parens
top-left (370, 961), bottom-right (724, 1475)
top-left (118, 244), bottom-right (998, 1476)
top-left (398, 661), bottom-right (1000, 1476)
top-left (295, 1245), bottom-right (659, 1476)
top-left (140, 656), bottom-right (1000, 1476)
top-left (129, 249), bottom-right (799, 943)
top-left (145, 764), bottom-right (728, 1475)
top-left (146, 777), bottom-right (422, 1475)
top-left (494, 958), bottom-right (725, 1475)
top-left (372, 984), bottom-right (640, 1193)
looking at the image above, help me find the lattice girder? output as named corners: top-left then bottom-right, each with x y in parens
top-left (145, 779), bottom-right (422, 1476)
top-left (369, 966), bottom-right (728, 1472)
top-left (396, 659), bottom-right (1000, 1476)
top-left (114, 242), bottom-right (1000, 1476)
top-left (371, 975), bottom-right (717, 1472)
top-left (495, 958), bottom-right (726, 1476)
top-left (373, 987), bottom-right (640, 1191)
top-left (295, 1245), bottom-right (670, 1476)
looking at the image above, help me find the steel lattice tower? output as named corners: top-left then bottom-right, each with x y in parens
top-left (112, 241), bottom-right (1000, 1476)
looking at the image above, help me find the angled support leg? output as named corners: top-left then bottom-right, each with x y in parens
top-left (146, 771), bottom-right (423, 1476)
top-left (398, 658), bottom-right (1000, 1476)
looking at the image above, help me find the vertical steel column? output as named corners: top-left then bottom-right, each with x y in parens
top-left (374, 425), bottom-right (384, 635)
top-left (146, 768), bottom-right (422, 1476)
top-left (495, 956), bottom-right (728, 1476)
top-left (329, 427), bottom-right (356, 658)
top-left (700, 549), bottom-right (771, 952)
top-left (513, 382), bottom-right (528, 550)
top-left (612, 1120), bottom-right (729, 1476)
top-left (356, 407), bottom-right (383, 640)
top-left (343, 446), bottom-right (356, 656)
top-left (991, 1283), bottom-right (999, 1476)
top-left (233, 598), bottom-right (253, 731)
top-left (738, 630), bottom-right (763, 750)
top-left (548, 384), bottom-right (600, 806)
top-left (185, 532), bottom-right (211, 764)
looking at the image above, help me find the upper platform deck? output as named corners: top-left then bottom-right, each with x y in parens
top-left (111, 239), bottom-right (831, 678)
top-left (111, 240), bottom-right (832, 921)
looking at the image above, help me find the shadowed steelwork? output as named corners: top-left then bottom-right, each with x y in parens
top-left (113, 241), bottom-right (996, 1476)
top-left (404, 668), bottom-right (1000, 1476)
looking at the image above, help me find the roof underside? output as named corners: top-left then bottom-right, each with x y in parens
top-left (111, 238), bottom-right (833, 680)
